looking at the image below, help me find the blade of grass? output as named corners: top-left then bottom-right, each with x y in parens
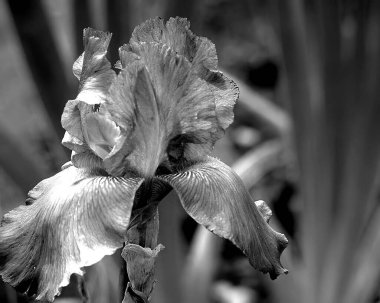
top-left (320, 2), bottom-right (380, 302)
top-left (343, 203), bottom-right (380, 303)
top-left (6, 0), bottom-right (74, 139)
top-left (275, 2), bottom-right (325, 301)
top-left (0, 127), bottom-right (46, 193)
top-left (276, 2), bottom-right (380, 303)
top-left (73, 0), bottom-right (93, 56)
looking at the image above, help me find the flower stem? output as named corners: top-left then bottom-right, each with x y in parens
top-left (121, 207), bottom-right (162, 303)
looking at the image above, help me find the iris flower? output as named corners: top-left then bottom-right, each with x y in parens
top-left (0, 17), bottom-right (288, 302)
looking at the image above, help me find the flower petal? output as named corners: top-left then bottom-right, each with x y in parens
top-left (0, 166), bottom-right (143, 301)
top-left (76, 28), bottom-right (116, 105)
top-left (129, 19), bottom-right (239, 145)
top-left (82, 112), bottom-right (122, 159)
top-left (62, 28), bottom-right (116, 142)
top-left (105, 54), bottom-right (140, 132)
top-left (62, 131), bottom-right (104, 170)
top-left (106, 42), bottom-right (228, 174)
top-left (130, 42), bottom-right (221, 143)
top-left (130, 17), bottom-right (218, 71)
top-left (157, 157), bottom-right (288, 279)
top-left (205, 71), bottom-right (239, 131)
top-left (61, 99), bottom-right (84, 141)
top-left (106, 66), bottom-right (164, 177)
top-left (61, 131), bottom-right (87, 153)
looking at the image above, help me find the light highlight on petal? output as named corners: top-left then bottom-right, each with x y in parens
top-left (76, 28), bottom-right (116, 105)
top-left (0, 166), bottom-right (143, 301)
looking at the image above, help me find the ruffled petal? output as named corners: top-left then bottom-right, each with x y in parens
top-left (0, 165), bottom-right (143, 301)
top-left (76, 28), bottom-right (116, 105)
top-left (62, 131), bottom-right (104, 170)
top-left (62, 98), bottom-right (122, 165)
top-left (129, 19), bottom-right (238, 145)
top-left (61, 131), bottom-right (87, 153)
top-left (82, 112), bottom-right (122, 159)
top-left (130, 17), bottom-right (218, 71)
top-left (61, 100), bottom-right (84, 141)
top-left (105, 53), bottom-right (140, 132)
top-left (105, 66), bottom-right (164, 176)
top-left (105, 41), bottom-right (228, 174)
top-left (62, 28), bottom-right (116, 144)
top-left (157, 157), bottom-right (288, 279)
top-left (129, 42), bottom-right (221, 142)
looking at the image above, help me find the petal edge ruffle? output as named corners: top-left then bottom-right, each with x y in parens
top-left (157, 157), bottom-right (288, 279)
top-left (0, 166), bottom-right (143, 301)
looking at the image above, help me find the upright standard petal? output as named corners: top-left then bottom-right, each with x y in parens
top-left (130, 17), bottom-right (218, 71)
top-left (128, 42), bottom-right (222, 143)
top-left (157, 157), bottom-right (288, 279)
top-left (62, 28), bottom-right (116, 144)
top-left (130, 17), bottom-right (238, 133)
top-left (0, 165), bottom-right (143, 301)
top-left (76, 28), bottom-right (116, 105)
top-left (129, 18), bottom-right (239, 144)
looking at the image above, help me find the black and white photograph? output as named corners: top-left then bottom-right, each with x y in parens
top-left (0, 1), bottom-right (379, 302)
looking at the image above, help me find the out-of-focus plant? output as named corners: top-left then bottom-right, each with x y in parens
top-left (0, 18), bottom-right (288, 302)
top-left (271, 1), bottom-right (380, 303)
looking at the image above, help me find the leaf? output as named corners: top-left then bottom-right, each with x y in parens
top-left (0, 165), bottom-right (143, 301)
top-left (158, 156), bottom-right (288, 279)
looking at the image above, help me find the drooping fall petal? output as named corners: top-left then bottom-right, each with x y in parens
top-left (158, 157), bottom-right (288, 279)
top-left (0, 164), bottom-right (143, 301)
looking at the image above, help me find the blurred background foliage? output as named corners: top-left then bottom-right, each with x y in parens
top-left (0, 0), bottom-right (379, 302)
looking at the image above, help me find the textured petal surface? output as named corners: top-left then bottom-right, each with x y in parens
top-left (61, 131), bottom-right (87, 154)
top-left (75, 28), bottom-right (116, 105)
top-left (82, 112), bottom-right (122, 159)
top-left (0, 165), bottom-right (143, 301)
top-left (106, 41), bottom-right (225, 174)
top-left (104, 66), bottom-right (162, 176)
top-left (158, 157), bottom-right (288, 279)
top-left (63, 21), bottom-right (238, 176)
top-left (130, 17), bottom-right (238, 135)
top-left (61, 28), bottom-right (116, 153)
top-left (129, 22), bottom-right (238, 144)
top-left (62, 131), bottom-right (105, 170)
top-left (121, 42), bottom-right (219, 143)
top-left (130, 17), bottom-right (218, 71)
